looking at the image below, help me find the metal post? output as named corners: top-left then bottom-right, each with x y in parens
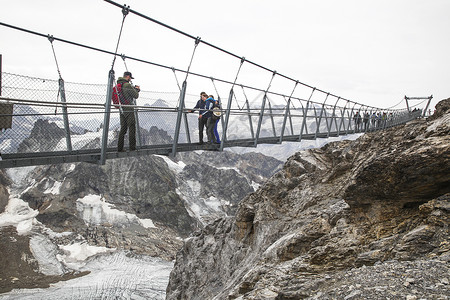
top-left (344, 103), bottom-right (352, 134)
top-left (246, 99), bottom-right (255, 140)
top-left (405, 96), bottom-right (410, 112)
top-left (267, 100), bottom-right (276, 137)
top-left (58, 78), bottom-right (72, 152)
top-left (100, 69), bottom-right (115, 165)
top-left (134, 102), bottom-right (142, 147)
top-left (299, 88), bottom-right (315, 141)
top-left (281, 81), bottom-right (298, 143)
top-left (422, 95), bottom-right (433, 118)
top-left (254, 93), bottom-right (267, 147)
top-left (324, 106), bottom-right (331, 136)
top-left (183, 108), bottom-right (191, 144)
top-left (329, 97), bottom-right (340, 137)
top-left (280, 98), bottom-right (291, 143)
top-left (255, 72), bottom-right (276, 147)
top-left (172, 80), bottom-right (187, 156)
top-left (315, 103), bottom-right (325, 138)
top-left (219, 88), bottom-right (234, 151)
top-left (0, 54), bottom-right (2, 97)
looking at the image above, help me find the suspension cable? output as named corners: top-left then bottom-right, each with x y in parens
top-left (111, 5), bottom-right (129, 69)
top-left (384, 98), bottom-right (405, 109)
top-left (48, 35), bottom-right (62, 79)
top-left (240, 85), bottom-right (250, 111)
top-left (184, 36), bottom-right (201, 82)
top-left (232, 90), bottom-right (243, 110)
top-left (172, 68), bottom-right (182, 91)
top-left (102, 0), bottom-right (356, 103)
top-left (47, 35), bottom-right (64, 114)
top-left (0, 20), bottom-right (402, 112)
top-left (121, 54), bottom-right (129, 71)
top-left (210, 77), bottom-right (221, 101)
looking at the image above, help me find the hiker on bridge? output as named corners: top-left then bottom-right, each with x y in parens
top-left (117, 71), bottom-right (140, 152)
top-left (190, 92), bottom-right (208, 145)
top-left (353, 111), bottom-right (362, 131)
top-left (204, 95), bottom-right (220, 144)
top-left (363, 111), bottom-right (370, 131)
top-left (371, 112), bottom-right (377, 129)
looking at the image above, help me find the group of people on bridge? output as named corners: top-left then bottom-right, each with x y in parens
top-left (114, 71), bottom-right (222, 151)
top-left (190, 92), bottom-right (221, 145)
top-left (353, 111), bottom-right (393, 132)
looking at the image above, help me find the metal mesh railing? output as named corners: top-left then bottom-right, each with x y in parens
top-left (0, 72), bottom-right (421, 159)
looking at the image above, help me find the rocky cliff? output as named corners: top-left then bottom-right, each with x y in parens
top-left (166, 99), bottom-right (450, 300)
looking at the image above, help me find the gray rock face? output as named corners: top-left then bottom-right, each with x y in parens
top-left (166, 98), bottom-right (450, 300)
top-left (0, 171), bottom-right (11, 213)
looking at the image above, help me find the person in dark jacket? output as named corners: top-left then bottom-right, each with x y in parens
top-left (190, 92), bottom-right (208, 145)
top-left (117, 71), bottom-right (140, 152)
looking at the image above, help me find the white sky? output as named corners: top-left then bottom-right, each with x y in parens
top-left (1, 0), bottom-right (449, 110)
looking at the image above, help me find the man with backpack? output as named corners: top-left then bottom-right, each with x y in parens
top-left (116, 71), bottom-right (140, 152)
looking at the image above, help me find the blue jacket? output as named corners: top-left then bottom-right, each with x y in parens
top-left (202, 97), bottom-right (216, 118)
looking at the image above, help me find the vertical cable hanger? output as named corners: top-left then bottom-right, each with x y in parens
top-left (184, 36), bottom-right (201, 82)
top-left (48, 35), bottom-right (62, 114)
top-left (111, 4), bottom-right (130, 69)
top-left (121, 54), bottom-right (129, 72)
top-left (172, 67), bottom-right (182, 92)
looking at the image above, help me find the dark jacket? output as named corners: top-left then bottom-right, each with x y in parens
top-left (117, 77), bottom-right (139, 108)
top-left (192, 99), bottom-right (206, 115)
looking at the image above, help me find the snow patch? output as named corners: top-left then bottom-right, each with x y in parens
top-left (156, 155), bottom-right (186, 174)
top-left (44, 181), bottom-right (62, 195)
top-left (6, 166), bottom-right (36, 187)
top-left (67, 163), bottom-right (76, 173)
top-left (218, 166), bottom-right (241, 173)
top-left (0, 251), bottom-right (173, 299)
top-left (58, 242), bottom-right (114, 269)
top-left (251, 181), bottom-right (260, 191)
top-left (139, 218), bottom-right (157, 229)
top-left (205, 196), bottom-right (222, 212)
top-left (0, 197), bottom-right (39, 235)
top-left (76, 194), bottom-right (157, 229)
top-left (30, 234), bottom-right (66, 275)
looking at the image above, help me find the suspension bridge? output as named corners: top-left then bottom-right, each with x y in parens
top-left (0, 1), bottom-right (432, 169)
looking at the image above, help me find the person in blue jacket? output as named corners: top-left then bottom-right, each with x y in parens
top-left (211, 96), bottom-right (221, 144)
top-left (202, 95), bottom-right (219, 144)
top-left (190, 92), bottom-right (208, 144)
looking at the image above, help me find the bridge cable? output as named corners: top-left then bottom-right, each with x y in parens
top-left (240, 85), bottom-right (250, 111)
top-left (184, 36), bottom-right (201, 82)
top-left (102, 0), bottom-right (360, 104)
top-left (0, 21), bottom-right (400, 112)
top-left (111, 5), bottom-right (130, 69)
top-left (384, 98), bottom-right (405, 110)
top-left (172, 68), bottom-right (182, 92)
top-left (210, 77), bottom-right (222, 102)
top-left (47, 35), bottom-right (63, 114)
top-left (121, 54), bottom-right (129, 72)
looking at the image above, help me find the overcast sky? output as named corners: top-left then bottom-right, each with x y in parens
top-left (1, 0), bottom-right (449, 110)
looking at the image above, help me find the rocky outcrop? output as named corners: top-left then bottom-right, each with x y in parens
top-left (166, 99), bottom-right (450, 299)
top-left (0, 171), bottom-right (11, 213)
